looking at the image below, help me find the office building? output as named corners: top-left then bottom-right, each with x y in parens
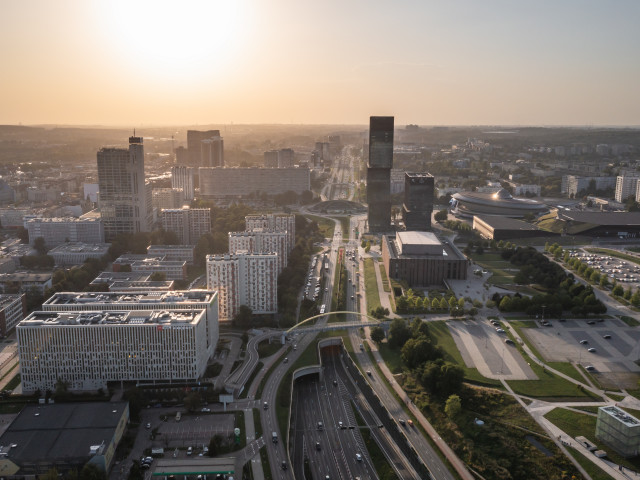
top-left (171, 165), bottom-right (195, 201)
top-left (147, 245), bottom-right (195, 264)
top-left (596, 406), bottom-right (640, 457)
top-left (0, 294), bottom-right (25, 337)
top-left (26, 216), bottom-right (105, 247)
top-left (97, 136), bottom-right (153, 241)
top-left (402, 172), bottom-right (434, 231)
top-left (0, 273), bottom-right (52, 295)
top-left (0, 402), bottom-right (129, 476)
top-left (381, 231), bottom-right (468, 286)
top-left (161, 205), bottom-right (211, 245)
top-left (229, 229), bottom-right (288, 274)
top-left (18, 308), bottom-right (211, 392)
top-left (187, 130), bottom-right (224, 167)
top-left (264, 148), bottom-right (294, 168)
top-left (199, 167), bottom-right (310, 199)
top-left (367, 116), bottom-right (394, 232)
top-left (112, 254), bottom-right (187, 280)
top-left (41, 290), bottom-right (218, 358)
top-left (206, 253), bottom-right (278, 322)
top-left (390, 169), bottom-right (406, 194)
top-left (152, 187), bottom-right (185, 210)
top-left (0, 207), bottom-right (31, 228)
top-left (245, 213), bottom-right (296, 253)
top-left (615, 175), bottom-right (640, 203)
top-left (49, 243), bottom-right (111, 266)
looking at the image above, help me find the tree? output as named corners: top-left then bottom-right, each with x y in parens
top-left (208, 434), bottom-right (224, 457)
top-left (232, 305), bottom-right (253, 328)
top-left (401, 336), bottom-right (440, 369)
top-left (149, 272), bottom-right (167, 281)
top-left (54, 377), bottom-right (69, 398)
top-left (16, 226), bottom-right (29, 243)
top-left (34, 236), bottom-right (47, 255)
top-left (434, 209), bottom-right (448, 222)
top-left (184, 391), bottom-right (202, 412)
top-left (388, 319), bottom-right (412, 349)
top-left (80, 463), bottom-right (106, 480)
top-left (444, 394), bottom-right (462, 418)
top-left (44, 468), bottom-right (59, 480)
top-left (370, 326), bottom-right (385, 344)
top-left (457, 297), bottom-right (465, 309)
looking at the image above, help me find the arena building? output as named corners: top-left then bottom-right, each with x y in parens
top-left (450, 188), bottom-right (548, 218)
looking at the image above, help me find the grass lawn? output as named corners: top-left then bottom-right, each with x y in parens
top-left (378, 263), bottom-right (390, 292)
top-left (363, 258), bottom-right (381, 313)
top-left (427, 321), bottom-right (503, 387)
top-left (547, 362), bottom-right (585, 383)
top-left (304, 214), bottom-right (335, 239)
top-left (257, 340), bottom-right (282, 358)
top-left (360, 429), bottom-right (398, 479)
top-left (619, 315), bottom-right (640, 327)
top-left (377, 343), bottom-right (403, 374)
top-left (545, 408), bottom-right (640, 472)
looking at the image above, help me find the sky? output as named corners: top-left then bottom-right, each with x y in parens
top-left (1, 0), bottom-right (639, 126)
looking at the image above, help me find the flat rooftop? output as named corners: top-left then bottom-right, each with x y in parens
top-left (91, 271), bottom-right (153, 283)
top-left (19, 309), bottom-right (203, 327)
top-left (558, 211), bottom-right (640, 226)
top-left (474, 216), bottom-right (539, 231)
top-left (49, 243), bottom-right (111, 254)
top-left (397, 231), bottom-right (441, 246)
top-left (0, 402), bottom-right (127, 466)
top-left (43, 290), bottom-right (215, 307)
top-left (600, 406), bottom-right (640, 428)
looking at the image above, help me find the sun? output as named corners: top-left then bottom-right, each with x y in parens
top-left (96, 0), bottom-right (249, 80)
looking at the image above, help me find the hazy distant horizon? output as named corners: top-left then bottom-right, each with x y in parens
top-left (2, 1), bottom-right (640, 126)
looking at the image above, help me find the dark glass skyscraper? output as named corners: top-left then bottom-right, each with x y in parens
top-left (402, 172), bottom-right (434, 230)
top-left (367, 116), bottom-right (394, 232)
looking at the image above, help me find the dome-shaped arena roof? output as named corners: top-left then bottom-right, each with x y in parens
top-left (492, 188), bottom-right (512, 200)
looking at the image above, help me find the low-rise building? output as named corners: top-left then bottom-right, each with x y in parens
top-left (0, 273), bottom-right (52, 295)
top-left (381, 232), bottom-right (468, 287)
top-left (48, 243), bottom-right (111, 266)
top-left (147, 244), bottom-right (195, 264)
top-left (472, 216), bottom-right (555, 241)
top-left (25, 217), bottom-right (104, 247)
top-left (596, 406), bottom-right (640, 457)
top-left (0, 402), bottom-right (129, 477)
top-left (112, 255), bottom-right (187, 280)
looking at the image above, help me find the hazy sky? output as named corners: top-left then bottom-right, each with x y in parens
top-left (2, 0), bottom-right (639, 126)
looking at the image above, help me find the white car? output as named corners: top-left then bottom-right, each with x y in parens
top-left (356, 453), bottom-right (362, 462)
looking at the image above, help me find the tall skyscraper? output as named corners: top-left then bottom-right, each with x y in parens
top-left (171, 165), bottom-right (195, 201)
top-left (187, 130), bottom-right (224, 167)
top-left (367, 116), bottom-right (394, 232)
top-left (97, 136), bottom-right (152, 241)
top-left (402, 172), bottom-right (434, 231)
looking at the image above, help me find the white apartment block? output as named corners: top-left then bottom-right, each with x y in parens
top-left (25, 217), bottom-right (104, 247)
top-left (17, 308), bottom-right (211, 392)
top-left (562, 175), bottom-right (617, 197)
top-left (171, 165), bottom-right (195, 201)
top-left (152, 188), bottom-right (185, 210)
top-left (229, 229), bottom-right (288, 274)
top-left (161, 206), bottom-right (211, 245)
top-left (245, 213), bottom-right (296, 253)
top-left (199, 167), bottom-right (310, 198)
top-left (49, 243), bottom-right (111, 266)
top-left (206, 253), bottom-right (278, 322)
top-left (512, 184), bottom-right (541, 196)
top-left (147, 245), bottom-right (195, 264)
top-left (615, 175), bottom-right (640, 203)
top-left (0, 294), bottom-right (25, 337)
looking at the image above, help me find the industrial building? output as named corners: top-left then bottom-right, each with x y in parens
top-left (0, 402), bottom-right (129, 477)
top-left (381, 231), bottom-right (468, 287)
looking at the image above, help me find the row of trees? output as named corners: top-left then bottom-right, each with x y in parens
top-left (395, 289), bottom-right (468, 316)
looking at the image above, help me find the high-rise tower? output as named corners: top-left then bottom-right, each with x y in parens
top-left (402, 172), bottom-right (434, 231)
top-left (97, 136), bottom-right (153, 240)
top-left (367, 116), bottom-right (394, 232)
top-left (187, 130), bottom-right (224, 167)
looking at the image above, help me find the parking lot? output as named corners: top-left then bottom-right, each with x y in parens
top-left (570, 250), bottom-right (640, 287)
top-left (522, 317), bottom-right (640, 388)
top-left (448, 320), bottom-right (537, 380)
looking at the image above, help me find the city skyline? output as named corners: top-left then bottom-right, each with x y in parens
top-left (1, 0), bottom-right (640, 126)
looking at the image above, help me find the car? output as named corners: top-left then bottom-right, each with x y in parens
top-left (316, 442), bottom-right (321, 450)
top-left (356, 453), bottom-right (362, 462)
top-left (145, 423), bottom-right (151, 429)
top-left (333, 379), bottom-right (338, 386)
top-left (263, 402), bottom-right (268, 410)
top-left (407, 419), bottom-right (414, 427)
top-left (187, 446), bottom-right (193, 456)
top-left (201, 407), bottom-right (211, 412)
top-left (588, 348), bottom-right (596, 353)
top-left (496, 328), bottom-right (505, 333)
top-left (587, 320), bottom-right (596, 325)
top-left (359, 343), bottom-right (364, 351)
top-left (339, 421), bottom-right (345, 429)
top-left (283, 357), bottom-right (288, 363)
top-left (504, 338), bottom-right (514, 345)
top-left (281, 461), bottom-right (287, 470)
top-left (141, 463), bottom-right (150, 470)
top-left (585, 365), bottom-right (596, 371)
top-left (580, 340), bottom-right (588, 345)
top-left (366, 370), bottom-right (372, 376)
top-left (603, 334), bottom-right (612, 339)
top-left (398, 418), bottom-right (406, 426)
